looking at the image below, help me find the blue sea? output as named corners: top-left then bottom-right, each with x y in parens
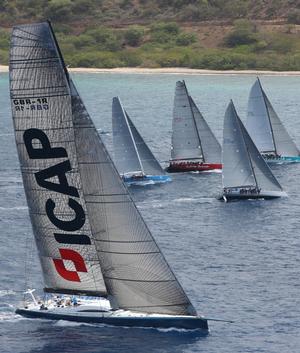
top-left (0, 72), bottom-right (300, 353)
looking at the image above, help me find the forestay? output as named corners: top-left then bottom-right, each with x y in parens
top-left (171, 81), bottom-right (203, 161)
top-left (9, 22), bottom-right (106, 296)
top-left (222, 101), bottom-right (257, 188)
top-left (126, 113), bottom-right (165, 175)
top-left (190, 97), bottom-right (221, 163)
top-left (71, 85), bottom-right (197, 316)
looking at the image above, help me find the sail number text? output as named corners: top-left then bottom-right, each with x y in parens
top-left (13, 98), bottom-right (49, 111)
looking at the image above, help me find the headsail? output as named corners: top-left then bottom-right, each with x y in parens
top-left (171, 81), bottom-right (203, 161)
top-left (189, 96), bottom-right (221, 163)
top-left (10, 22), bottom-right (197, 317)
top-left (112, 97), bottom-right (143, 175)
top-left (74, 87), bottom-right (196, 316)
top-left (247, 78), bottom-right (299, 156)
top-left (223, 101), bottom-right (283, 192)
top-left (126, 113), bottom-right (165, 175)
top-left (264, 94), bottom-right (300, 156)
top-left (222, 101), bottom-right (256, 188)
top-left (9, 22), bottom-right (106, 296)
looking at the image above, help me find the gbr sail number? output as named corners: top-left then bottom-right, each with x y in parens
top-left (13, 97), bottom-right (49, 111)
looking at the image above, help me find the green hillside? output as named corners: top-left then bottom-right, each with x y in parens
top-left (1, 0), bottom-right (300, 70)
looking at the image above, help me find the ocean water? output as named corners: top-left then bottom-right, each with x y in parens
top-left (0, 72), bottom-right (300, 353)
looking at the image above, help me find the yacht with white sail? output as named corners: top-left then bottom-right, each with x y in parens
top-left (220, 101), bottom-right (287, 201)
top-left (112, 97), bottom-right (171, 185)
top-left (167, 80), bottom-right (222, 173)
top-left (246, 78), bottom-right (300, 163)
top-left (10, 21), bottom-right (207, 331)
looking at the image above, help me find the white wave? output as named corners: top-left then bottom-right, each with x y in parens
top-left (0, 290), bottom-right (18, 297)
top-left (54, 320), bottom-right (97, 328)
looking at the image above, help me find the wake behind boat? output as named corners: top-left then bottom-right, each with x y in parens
top-left (9, 21), bottom-right (207, 331)
top-left (167, 81), bottom-right (222, 173)
top-left (112, 97), bottom-right (171, 185)
top-left (220, 101), bottom-right (287, 202)
top-left (246, 78), bottom-right (300, 164)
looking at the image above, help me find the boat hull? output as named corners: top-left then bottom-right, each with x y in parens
top-left (263, 156), bottom-right (300, 164)
top-left (15, 308), bottom-right (208, 331)
top-left (123, 174), bottom-right (171, 185)
top-left (218, 190), bottom-right (287, 201)
top-left (166, 162), bottom-right (222, 173)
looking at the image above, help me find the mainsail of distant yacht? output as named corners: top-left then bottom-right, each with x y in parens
top-left (246, 78), bottom-right (300, 163)
top-left (9, 22), bottom-right (207, 330)
top-left (220, 101), bottom-right (287, 201)
top-left (167, 80), bottom-right (222, 172)
top-left (112, 97), bottom-right (171, 185)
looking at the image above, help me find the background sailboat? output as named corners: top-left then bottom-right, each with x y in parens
top-left (112, 97), bottom-right (171, 185)
top-left (221, 101), bottom-right (287, 201)
top-left (10, 21), bottom-right (207, 331)
top-left (246, 78), bottom-right (300, 163)
top-left (167, 80), bottom-right (222, 172)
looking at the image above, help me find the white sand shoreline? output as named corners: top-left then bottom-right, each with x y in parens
top-left (2, 64), bottom-right (300, 76)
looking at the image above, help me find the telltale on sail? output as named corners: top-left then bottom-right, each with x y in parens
top-left (167, 80), bottom-right (222, 173)
top-left (220, 100), bottom-right (287, 201)
top-left (9, 21), bottom-right (207, 331)
top-left (246, 77), bottom-right (300, 164)
top-left (112, 97), bottom-right (171, 185)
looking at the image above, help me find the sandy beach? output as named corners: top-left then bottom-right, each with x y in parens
top-left (2, 64), bottom-right (300, 75)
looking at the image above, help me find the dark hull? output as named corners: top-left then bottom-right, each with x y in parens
top-left (218, 193), bottom-right (282, 201)
top-left (167, 162), bottom-right (222, 173)
top-left (16, 308), bottom-right (209, 331)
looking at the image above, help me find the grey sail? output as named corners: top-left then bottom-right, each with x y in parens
top-left (223, 101), bottom-right (283, 192)
top-left (240, 121), bottom-right (283, 192)
top-left (126, 113), bottom-right (165, 175)
top-left (264, 94), bottom-right (299, 156)
top-left (171, 81), bottom-right (203, 161)
top-left (222, 101), bottom-right (256, 188)
top-left (246, 79), bottom-right (275, 153)
top-left (189, 96), bottom-right (221, 163)
top-left (9, 22), bottom-right (106, 296)
top-left (71, 85), bottom-right (196, 316)
top-left (112, 97), bottom-right (143, 175)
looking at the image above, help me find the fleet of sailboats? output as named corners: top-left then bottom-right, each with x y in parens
top-left (112, 97), bottom-right (171, 185)
top-left (5, 18), bottom-right (298, 333)
top-left (221, 101), bottom-right (287, 201)
top-left (167, 80), bottom-right (222, 173)
top-left (246, 78), bottom-right (300, 163)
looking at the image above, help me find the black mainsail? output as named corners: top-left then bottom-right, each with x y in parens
top-left (10, 22), bottom-right (197, 317)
